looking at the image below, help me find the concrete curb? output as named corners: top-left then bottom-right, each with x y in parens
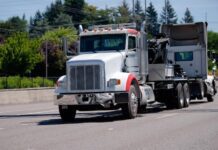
top-left (0, 88), bottom-right (55, 105)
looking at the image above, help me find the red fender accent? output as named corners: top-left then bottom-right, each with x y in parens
top-left (126, 74), bottom-right (138, 92)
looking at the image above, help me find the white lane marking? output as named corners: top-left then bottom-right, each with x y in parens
top-left (5, 109), bottom-right (57, 116)
top-left (108, 128), bottom-right (114, 131)
top-left (21, 123), bottom-right (29, 126)
top-left (155, 113), bottom-right (178, 119)
top-left (24, 109), bottom-right (57, 115)
top-left (0, 107), bottom-right (56, 115)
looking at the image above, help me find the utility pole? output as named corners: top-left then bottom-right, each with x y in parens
top-left (45, 41), bottom-right (48, 79)
top-left (165, 0), bottom-right (168, 24)
top-left (144, 0), bottom-right (147, 31)
top-left (133, 0), bottom-right (135, 22)
top-left (205, 12), bottom-right (208, 22)
top-left (144, 0), bottom-right (147, 21)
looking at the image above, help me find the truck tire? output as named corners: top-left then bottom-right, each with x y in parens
top-left (196, 80), bottom-right (204, 99)
top-left (59, 105), bottom-right (76, 122)
top-left (174, 83), bottom-right (184, 109)
top-left (207, 81), bottom-right (216, 102)
top-left (207, 95), bottom-right (214, 102)
top-left (183, 83), bottom-right (190, 108)
top-left (122, 85), bottom-right (138, 119)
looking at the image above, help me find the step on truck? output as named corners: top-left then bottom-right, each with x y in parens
top-left (54, 22), bottom-right (216, 122)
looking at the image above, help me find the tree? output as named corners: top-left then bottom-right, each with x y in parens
top-left (6, 16), bottom-right (27, 32)
top-left (134, 0), bottom-right (144, 27)
top-left (117, 0), bottom-right (131, 23)
top-left (64, 0), bottom-right (85, 24)
top-left (82, 4), bottom-right (113, 27)
top-left (146, 2), bottom-right (159, 36)
top-left (135, 0), bottom-right (143, 16)
top-left (54, 13), bottom-right (73, 27)
top-left (0, 16), bottom-right (27, 39)
top-left (40, 27), bottom-right (78, 76)
top-left (82, 4), bottom-right (98, 27)
top-left (160, 0), bottom-right (177, 24)
top-left (182, 8), bottom-right (194, 23)
top-left (44, 0), bottom-right (64, 25)
top-left (208, 31), bottom-right (218, 52)
top-left (0, 32), bottom-right (42, 75)
top-left (29, 11), bottom-right (49, 38)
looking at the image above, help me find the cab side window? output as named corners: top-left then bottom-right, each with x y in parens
top-left (128, 36), bottom-right (136, 50)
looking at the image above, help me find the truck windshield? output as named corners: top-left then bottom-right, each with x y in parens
top-left (80, 34), bottom-right (126, 52)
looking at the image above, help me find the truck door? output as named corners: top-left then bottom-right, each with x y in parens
top-left (126, 36), bottom-right (140, 79)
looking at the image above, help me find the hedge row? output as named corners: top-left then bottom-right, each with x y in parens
top-left (0, 76), bottom-right (56, 89)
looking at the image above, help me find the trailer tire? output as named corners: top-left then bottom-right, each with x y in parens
top-left (59, 105), bottom-right (76, 122)
top-left (183, 83), bottom-right (190, 108)
top-left (122, 85), bottom-right (138, 119)
top-left (175, 83), bottom-right (184, 109)
top-left (196, 80), bottom-right (204, 100)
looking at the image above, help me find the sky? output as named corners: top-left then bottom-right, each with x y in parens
top-left (0, 0), bottom-right (218, 32)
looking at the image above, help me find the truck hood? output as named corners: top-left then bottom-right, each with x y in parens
top-left (68, 52), bottom-right (124, 64)
top-left (67, 52), bottom-right (125, 77)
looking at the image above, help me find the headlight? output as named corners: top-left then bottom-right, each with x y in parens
top-left (107, 79), bottom-right (121, 87)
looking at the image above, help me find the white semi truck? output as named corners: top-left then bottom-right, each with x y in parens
top-left (55, 22), bottom-right (216, 122)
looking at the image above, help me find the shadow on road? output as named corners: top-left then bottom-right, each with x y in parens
top-left (38, 110), bottom-right (126, 125)
top-left (38, 103), bottom-right (167, 126)
top-left (179, 108), bottom-right (218, 113)
top-left (0, 114), bottom-right (58, 119)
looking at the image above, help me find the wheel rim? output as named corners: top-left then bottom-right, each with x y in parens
top-left (179, 87), bottom-right (184, 107)
top-left (185, 86), bottom-right (190, 105)
top-left (130, 92), bottom-right (138, 114)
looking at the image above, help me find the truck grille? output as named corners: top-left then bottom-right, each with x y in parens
top-left (69, 65), bottom-right (103, 91)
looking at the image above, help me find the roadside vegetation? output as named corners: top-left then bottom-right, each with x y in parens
top-left (0, 0), bottom-right (217, 89)
top-left (0, 76), bottom-right (55, 89)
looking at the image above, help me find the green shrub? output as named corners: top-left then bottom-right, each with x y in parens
top-left (0, 76), bottom-right (55, 89)
top-left (21, 77), bottom-right (33, 88)
top-left (7, 76), bottom-right (20, 89)
top-left (0, 77), bottom-right (6, 89)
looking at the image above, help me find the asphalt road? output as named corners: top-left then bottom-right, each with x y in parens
top-left (0, 96), bottom-right (218, 150)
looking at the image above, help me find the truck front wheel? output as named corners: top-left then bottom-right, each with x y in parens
top-left (59, 105), bottom-right (76, 122)
top-left (122, 85), bottom-right (138, 119)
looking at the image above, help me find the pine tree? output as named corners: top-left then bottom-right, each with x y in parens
top-left (135, 0), bottom-right (143, 16)
top-left (64, 0), bottom-right (85, 24)
top-left (44, 0), bottom-right (64, 25)
top-left (160, 0), bottom-right (177, 24)
top-left (182, 8), bottom-right (194, 23)
top-left (134, 0), bottom-right (144, 27)
top-left (146, 2), bottom-right (159, 36)
top-left (54, 13), bottom-right (73, 27)
top-left (29, 11), bottom-right (49, 37)
top-left (117, 0), bottom-right (131, 23)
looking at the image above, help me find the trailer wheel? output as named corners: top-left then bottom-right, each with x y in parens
top-left (59, 105), bottom-right (76, 122)
top-left (183, 83), bottom-right (190, 108)
top-left (175, 83), bottom-right (184, 109)
top-left (122, 85), bottom-right (138, 119)
top-left (207, 80), bottom-right (216, 102)
top-left (196, 80), bottom-right (204, 99)
top-left (212, 80), bottom-right (217, 95)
